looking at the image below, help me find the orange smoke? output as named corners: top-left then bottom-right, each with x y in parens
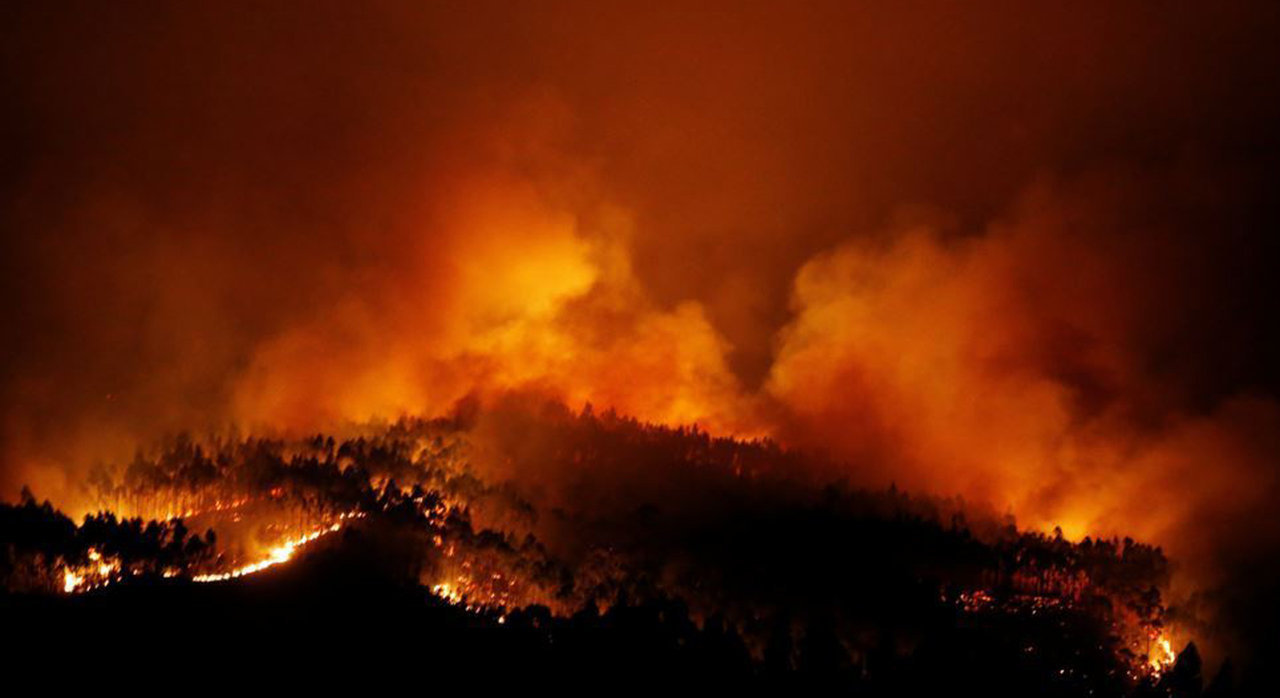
top-left (766, 175), bottom-right (1280, 580)
top-left (4, 0), bottom-right (1280, 666)
top-left (231, 168), bottom-right (759, 437)
top-left (216, 156), bottom-right (1280, 610)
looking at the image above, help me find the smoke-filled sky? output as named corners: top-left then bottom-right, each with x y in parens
top-left (4, 0), bottom-right (1280, 629)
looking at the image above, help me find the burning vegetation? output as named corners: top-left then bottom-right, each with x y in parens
top-left (1, 400), bottom-right (1216, 695)
top-left (3, 3), bottom-right (1279, 695)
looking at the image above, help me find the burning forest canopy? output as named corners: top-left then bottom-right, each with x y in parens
top-left (2, 2), bottom-right (1280, 695)
top-left (7, 402), bottom-right (1190, 694)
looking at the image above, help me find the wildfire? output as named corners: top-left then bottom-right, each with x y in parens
top-left (28, 415), bottom-right (1198, 693)
top-left (432, 581), bottom-right (465, 604)
top-left (62, 569), bottom-right (83, 593)
top-left (1149, 634), bottom-right (1177, 675)
top-left (154, 497), bottom-right (251, 522)
top-left (191, 524), bottom-right (340, 583)
top-left (57, 512), bottom-right (364, 593)
top-left (191, 512), bottom-right (364, 583)
top-left (60, 547), bottom-right (123, 593)
top-left (429, 575), bottom-right (496, 610)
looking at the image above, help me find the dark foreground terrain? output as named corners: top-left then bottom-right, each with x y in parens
top-left (5, 526), bottom-right (1222, 697)
top-left (0, 407), bottom-right (1246, 696)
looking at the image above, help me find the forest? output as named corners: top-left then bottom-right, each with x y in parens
top-left (1, 400), bottom-right (1233, 696)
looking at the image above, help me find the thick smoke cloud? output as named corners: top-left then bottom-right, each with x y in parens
top-left (765, 166), bottom-right (1280, 635)
top-left (3, 0), bottom-right (1280, 663)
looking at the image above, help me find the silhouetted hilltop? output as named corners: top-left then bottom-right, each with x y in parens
top-left (1, 401), bottom-right (1232, 696)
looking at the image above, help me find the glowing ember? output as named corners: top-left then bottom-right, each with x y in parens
top-left (155, 497), bottom-right (251, 523)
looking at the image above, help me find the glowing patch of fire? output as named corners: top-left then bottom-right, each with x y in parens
top-left (57, 512), bottom-right (364, 593)
top-left (62, 570), bottom-right (84, 593)
top-left (192, 523), bottom-right (342, 583)
top-left (432, 582), bottom-right (464, 604)
top-left (1149, 635), bottom-right (1177, 674)
top-left (61, 548), bottom-right (122, 593)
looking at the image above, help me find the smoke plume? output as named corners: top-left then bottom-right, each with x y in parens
top-left (3, 0), bottom-right (1280, 669)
